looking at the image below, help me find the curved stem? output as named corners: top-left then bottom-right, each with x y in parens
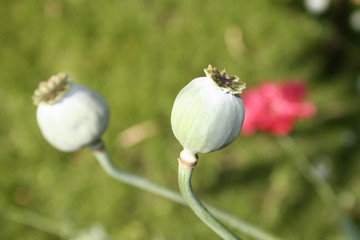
top-left (90, 140), bottom-right (280, 240)
top-left (90, 142), bottom-right (184, 205)
top-left (278, 136), bottom-right (360, 240)
top-left (0, 206), bottom-right (73, 238)
top-left (278, 136), bottom-right (339, 209)
top-left (178, 163), bottom-right (241, 240)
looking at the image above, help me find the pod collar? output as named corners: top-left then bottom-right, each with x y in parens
top-left (204, 65), bottom-right (246, 94)
top-left (33, 73), bottom-right (72, 105)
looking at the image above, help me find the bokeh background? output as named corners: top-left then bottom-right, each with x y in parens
top-left (0, 0), bottom-right (359, 239)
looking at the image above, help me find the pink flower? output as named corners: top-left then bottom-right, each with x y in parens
top-left (241, 81), bottom-right (316, 136)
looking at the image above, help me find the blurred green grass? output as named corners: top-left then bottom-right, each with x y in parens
top-left (0, 0), bottom-right (359, 239)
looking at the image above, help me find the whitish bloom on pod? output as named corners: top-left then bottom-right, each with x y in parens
top-left (171, 65), bottom-right (246, 165)
top-left (304, 0), bottom-right (330, 15)
top-left (33, 73), bottom-right (109, 152)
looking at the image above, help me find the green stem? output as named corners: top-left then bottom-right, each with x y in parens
top-left (0, 206), bottom-right (73, 238)
top-left (90, 142), bottom-right (184, 205)
top-left (178, 162), bottom-right (241, 240)
top-left (90, 140), bottom-right (280, 240)
top-left (278, 135), bottom-right (360, 240)
top-left (278, 136), bottom-right (339, 209)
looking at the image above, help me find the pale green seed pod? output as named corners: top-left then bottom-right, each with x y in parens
top-left (171, 65), bottom-right (246, 155)
top-left (33, 73), bottom-right (109, 152)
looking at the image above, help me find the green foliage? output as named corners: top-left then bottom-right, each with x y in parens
top-left (0, 0), bottom-right (359, 239)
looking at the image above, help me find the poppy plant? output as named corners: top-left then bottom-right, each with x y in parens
top-left (241, 81), bottom-right (316, 136)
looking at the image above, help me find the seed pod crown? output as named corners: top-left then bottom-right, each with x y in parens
top-left (33, 73), bottom-right (71, 105)
top-left (204, 65), bottom-right (246, 94)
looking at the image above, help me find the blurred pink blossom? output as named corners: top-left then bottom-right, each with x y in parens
top-left (241, 81), bottom-right (316, 136)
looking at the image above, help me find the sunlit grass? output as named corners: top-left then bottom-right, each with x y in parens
top-left (0, 0), bottom-right (359, 239)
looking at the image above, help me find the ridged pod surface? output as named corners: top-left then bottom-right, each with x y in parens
top-left (34, 73), bottom-right (109, 152)
top-left (171, 65), bottom-right (245, 154)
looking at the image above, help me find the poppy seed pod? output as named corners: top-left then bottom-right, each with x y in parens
top-left (171, 65), bottom-right (246, 156)
top-left (33, 73), bottom-right (109, 152)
